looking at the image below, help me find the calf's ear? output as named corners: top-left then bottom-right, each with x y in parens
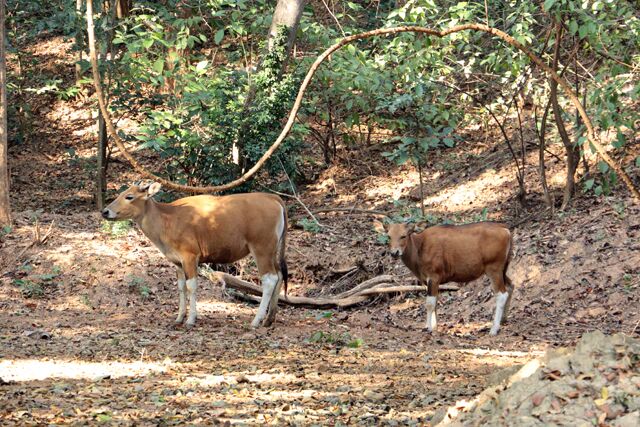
top-left (372, 220), bottom-right (387, 234)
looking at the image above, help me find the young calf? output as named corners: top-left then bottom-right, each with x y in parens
top-left (374, 220), bottom-right (514, 335)
top-left (102, 182), bottom-right (288, 329)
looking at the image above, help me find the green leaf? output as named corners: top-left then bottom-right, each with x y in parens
top-left (543, 0), bottom-right (557, 11)
top-left (597, 161), bottom-right (609, 173)
top-left (195, 60), bottom-right (209, 73)
top-left (152, 59), bottom-right (164, 74)
top-left (142, 38), bottom-right (154, 49)
top-left (584, 178), bottom-right (595, 190)
top-left (348, 338), bottom-right (364, 348)
top-left (214, 29), bottom-right (224, 45)
top-left (594, 185), bottom-right (603, 196)
top-left (569, 20), bottom-right (579, 36)
top-left (443, 137), bottom-right (454, 148)
top-left (635, 156), bottom-right (640, 167)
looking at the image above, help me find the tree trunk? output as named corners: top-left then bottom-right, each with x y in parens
top-left (75, 0), bottom-right (83, 83)
top-left (97, 114), bottom-right (108, 209)
top-left (234, 0), bottom-right (306, 172)
top-left (267, 0), bottom-right (306, 72)
top-left (0, 0), bottom-right (10, 226)
top-left (550, 22), bottom-right (579, 210)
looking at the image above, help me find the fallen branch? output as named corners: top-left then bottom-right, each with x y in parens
top-left (200, 269), bottom-right (459, 309)
top-left (291, 207), bottom-right (389, 220)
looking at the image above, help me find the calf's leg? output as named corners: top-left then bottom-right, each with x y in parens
top-left (501, 275), bottom-right (515, 325)
top-left (488, 267), bottom-right (509, 336)
top-left (425, 278), bottom-right (439, 332)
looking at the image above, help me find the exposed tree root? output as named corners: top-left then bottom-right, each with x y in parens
top-left (200, 268), bottom-right (459, 309)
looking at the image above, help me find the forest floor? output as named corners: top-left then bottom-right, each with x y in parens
top-left (1, 36), bottom-right (639, 426)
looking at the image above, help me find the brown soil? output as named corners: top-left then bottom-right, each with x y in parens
top-left (1, 36), bottom-right (639, 426)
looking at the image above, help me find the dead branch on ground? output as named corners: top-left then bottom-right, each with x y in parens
top-left (200, 267), bottom-right (459, 309)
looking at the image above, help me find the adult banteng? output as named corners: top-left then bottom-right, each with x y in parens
top-left (102, 182), bottom-right (288, 329)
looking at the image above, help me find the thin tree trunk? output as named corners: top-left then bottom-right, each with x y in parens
top-left (75, 0), bottom-right (83, 83)
top-left (550, 22), bottom-right (579, 210)
top-left (535, 100), bottom-right (554, 211)
top-left (417, 161), bottom-right (425, 217)
top-left (95, 0), bottom-right (115, 209)
top-left (0, 0), bottom-right (10, 226)
top-left (97, 114), bottom-right (108, 209)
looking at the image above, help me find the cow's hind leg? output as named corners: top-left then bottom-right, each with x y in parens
top-left (501, 275), bottom-right (515, 325)
top-left (488, 266), bottom-right (509, 336)
top-left (264, 270), bottom-right (283, 326)
top-left (251, 247), bottom-right (280, 328)
top-left (425, 278), bottom-right (440, 333)
top-left (175, 268), bottom-right (187, 325)
top-left (182, 255), bottom-right (199, 328)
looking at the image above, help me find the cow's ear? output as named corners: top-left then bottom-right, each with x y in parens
top-left (415, 221), bottom-right (427, 232)
top-left (144, 182), bottom-right (162, 199)
top-left (373, 220), bottom-right (387, 233)
top-left (406, 222), bottom-right (416, 234)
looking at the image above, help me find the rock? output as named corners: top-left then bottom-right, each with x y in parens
top-left (612, 411), bottom-right (640, 427)
top-left (363, 390), bottom-right (385, 402)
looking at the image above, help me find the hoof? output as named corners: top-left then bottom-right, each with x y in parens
top-left (489, 329), bottom-right (499, 336)
top-left (185, 322), bottom-right (195, 330)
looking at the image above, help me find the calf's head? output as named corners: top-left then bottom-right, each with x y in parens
top-left (373, 220), bottom-right (415, 258)
top-left (102, 182), bottom-right (162, 221)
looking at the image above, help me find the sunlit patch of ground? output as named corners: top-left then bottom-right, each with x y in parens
top-left (0, 359), bottom-right (170, 382)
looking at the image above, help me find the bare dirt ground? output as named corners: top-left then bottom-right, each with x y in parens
top-left (1, 36), bottom-right (639, 426)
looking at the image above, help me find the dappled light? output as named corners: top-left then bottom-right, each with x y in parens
top-left (0, 359), bottom-right (170, 382)
top-left (2, 0), bottom-right (639, 425)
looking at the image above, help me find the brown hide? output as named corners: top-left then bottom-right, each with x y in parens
top-left (138, 194), bottom-right (285, 274)
top-left (103, 185), bottom-right (287, 280)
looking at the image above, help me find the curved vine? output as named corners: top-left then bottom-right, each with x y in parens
top-left (87, 3), bottom-right (640, 200)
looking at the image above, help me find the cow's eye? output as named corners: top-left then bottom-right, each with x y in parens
top-left (125, 195), bottom-right (134, 201)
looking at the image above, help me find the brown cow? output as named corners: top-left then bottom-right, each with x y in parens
top-left (103, 182), bottom-right (288, 328)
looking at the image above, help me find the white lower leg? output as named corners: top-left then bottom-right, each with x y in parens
top-left (185, 278), bottom-right (198, 326)
top-left (502, 286), bottom-right (514, 324)
top-left (252, 273), bottom-right (278, 328)
top-left (490, 291), bottom-right (509, 335)
top-left (425, 296), bottom-right (438, 332)
top-left (265, 274), bottom-right (283, 324)
top-left (175, 278), bottom-right (186, 323)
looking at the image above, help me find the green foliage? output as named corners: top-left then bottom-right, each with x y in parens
top-left (307, 330), bottom-right (363, 349)
top-left (298, 218), bottom-right (322, 234)
top-left (100, 220), bottom-right (133, 237)
top-left (109, 4), bottom-right (300, 188)
top-left (126, 275), bottom-right (150, 299)
top-left (13, 265), bottom-right (63, 298)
